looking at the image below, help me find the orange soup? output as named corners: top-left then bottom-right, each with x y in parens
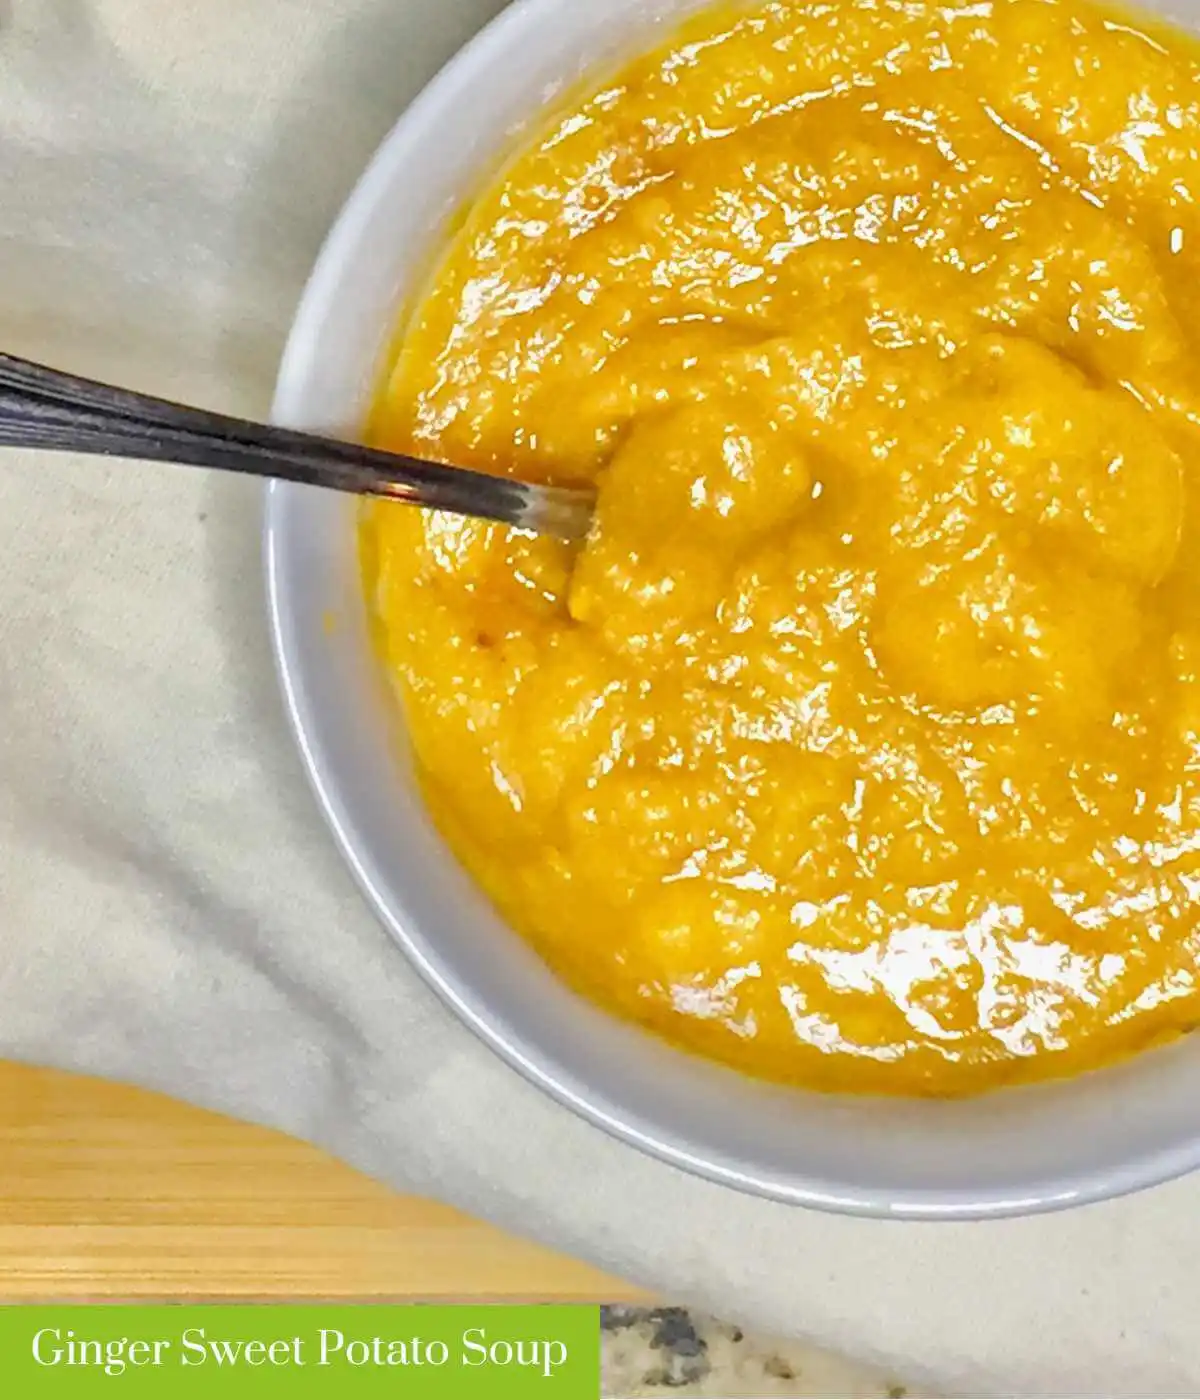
top-left (363, 0), bottom-right (1200, 1096)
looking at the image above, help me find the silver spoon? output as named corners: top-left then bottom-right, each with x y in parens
top-left (0, 353), bottom-right (594, 540)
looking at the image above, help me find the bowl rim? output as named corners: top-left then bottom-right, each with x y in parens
top-left (263, 0), bottom-right (1200, 1220)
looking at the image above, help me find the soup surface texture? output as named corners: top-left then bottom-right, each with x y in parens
top-left (364, 0), bottom-right (1200, 1095)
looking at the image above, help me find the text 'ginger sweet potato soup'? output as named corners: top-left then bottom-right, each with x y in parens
top-left (362, 0), bottom-right (1200, 1097)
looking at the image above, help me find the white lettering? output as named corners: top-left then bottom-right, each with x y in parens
top-left (267, 1339), bottom-right (297, 1365)
top-left (103, 1340), bottom-right (127, 1377)
top-left (31, 1329), bottom-right (60, 1366)
top-left (181, 1329), bottom-right (207, 1365)
top-left (318, 1329), bottom-right (344, 1365)
top-left (31, 1329), bottom-right (174, 1376)
top-left (460, 1331), bottom-right (570, 1377)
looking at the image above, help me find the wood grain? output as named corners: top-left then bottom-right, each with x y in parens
top-left (0, 1061), bottom-right (645, 1302)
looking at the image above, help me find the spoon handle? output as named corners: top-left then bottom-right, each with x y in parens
top-left (0, 353), bottom-right (591, 539)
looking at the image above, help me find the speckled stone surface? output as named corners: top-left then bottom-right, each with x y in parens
top-left (601, 1308), bottom-right (916, 1399)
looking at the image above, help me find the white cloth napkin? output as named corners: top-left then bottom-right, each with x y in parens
top-left (1, 3), bottom-right (1197, 1396)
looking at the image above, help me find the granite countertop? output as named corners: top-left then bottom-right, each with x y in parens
top-left (601, 1308), bottom-right (915, 1399)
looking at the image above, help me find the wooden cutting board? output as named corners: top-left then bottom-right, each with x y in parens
top-left (0, 1061), bottom-right (644, 1301)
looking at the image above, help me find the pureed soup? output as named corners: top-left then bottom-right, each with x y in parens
top-left (363, 0), bottom-right (1200, 1096)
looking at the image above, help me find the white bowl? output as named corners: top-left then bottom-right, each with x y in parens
top-left (265, 0), bottom-right (1200, 1218)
